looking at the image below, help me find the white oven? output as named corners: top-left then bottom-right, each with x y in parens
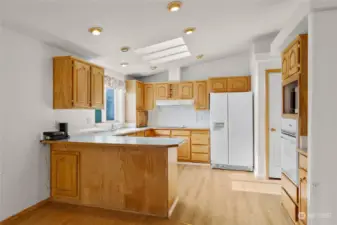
top-left (281, 119), bottom-right (298, 185)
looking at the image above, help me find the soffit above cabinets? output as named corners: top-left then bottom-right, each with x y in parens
top-left (135, 37), bottom-right (191, 65)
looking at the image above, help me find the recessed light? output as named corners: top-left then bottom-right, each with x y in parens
top-left (88, 27), bottom-right (103, 36)
top-left (121, 62), bottom-right (129, 67)
top-left (168, 1), bottom-right (182, 12)
top-left (151, 66), bottom-right (157, 70)
top-left (196, 54), bottom-right (204, 59)
top-left (121, 46), bottom-right (130, 52)
top-left (184, 27), bottom-right (196, 35)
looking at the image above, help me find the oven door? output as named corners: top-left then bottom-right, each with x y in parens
top-left (281, 133), bottom-right (298, 185)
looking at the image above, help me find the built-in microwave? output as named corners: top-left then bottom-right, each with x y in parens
top-left (284, 82), bottom-right (299, 114)
top-left (290, 86), bottom-right (299, 114)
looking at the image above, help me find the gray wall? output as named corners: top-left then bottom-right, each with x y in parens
top-left (136, 51), bottom-right (250, 82)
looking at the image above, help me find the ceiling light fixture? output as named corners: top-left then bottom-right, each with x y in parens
top-left (88, 27), bottom-right (103, 36)
top-left (168, 1), bottom-right (182, 12)
top-left (151, 66), bottom-right (157, 70)
top-left (121, 46), bottom-right (130, 52)
top-left (184, 27), bottom-right (196, 35)
top-left (196, 54), bottom-right (204, 59)
top-left (121, 62), bottom-right (129, 67)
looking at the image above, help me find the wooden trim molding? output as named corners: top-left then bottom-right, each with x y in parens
top-left (0, 198), bottom-right (50, 224)
top-left (265, 69), bottom-right (282, 179)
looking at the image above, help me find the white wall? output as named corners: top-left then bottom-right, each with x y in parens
top-left (0, 26), bottom-right (123, 221)
top-left (307, 9), bottom-right (337, 225)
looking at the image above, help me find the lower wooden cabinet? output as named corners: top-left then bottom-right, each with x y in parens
top-left (299, 152), bottom-right (308, 225)
top-left (281, 188), bottom-right (297, 224)
top-left (176, 136), bottom-right (191, 160)
top-left (51, 151), bottom-right (79, 199)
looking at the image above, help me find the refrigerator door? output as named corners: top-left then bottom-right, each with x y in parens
top-left (228, 92), bottom-right (253, 170)
top-left (210, 93), bottom-right (229, 165)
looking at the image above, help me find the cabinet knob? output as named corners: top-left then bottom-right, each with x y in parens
top-left (270, 128), bottom-right (276, 132)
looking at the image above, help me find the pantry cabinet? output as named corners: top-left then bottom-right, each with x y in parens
top-left (53, 56), bottom-right (104, 109)
top-left (51, 151), bottom-right (79, 199)
top-left (194, 81), bottom-right (208, 110)
top-left (144, 84), bottom-right (154, 110)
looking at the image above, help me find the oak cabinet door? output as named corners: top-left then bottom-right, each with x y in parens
top-left (51, 151), bottom-right (79, 198)
top-left (288, 41), bottom-right (300, 77)
top-left (209, 78), bottom-right (227, 93)
top-left (155, 84), bottom-right (169, 100)
top-left (282, 53), bottom-right (289, 80)
top-left (194, 81), bottom-right (208, 110)
top-left (227, 77), bottom-right (250, 92)
top-left (136, 82), bottom-right (144, 110)
top-left (73, 60), bottom-right (91, 108)
top-left (176, 136), bottom-right (190, 160)
top-left (91, 66), bottom-right (104, 109)
top-left (179, 82), bottom-right (193, 99)
top-left (299, 169), bottom-right (307, 225)
top-left (144, 84), bottom-right (154, 110)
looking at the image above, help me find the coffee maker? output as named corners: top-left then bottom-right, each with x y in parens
top-left (43, 122), bottom-right (69, 140)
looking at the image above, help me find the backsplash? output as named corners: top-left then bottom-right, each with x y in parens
top-left (148, 105), bottom-right (210, 127)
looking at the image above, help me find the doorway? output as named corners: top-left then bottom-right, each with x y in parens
top-left (265, 69), bottom-right (282, 179)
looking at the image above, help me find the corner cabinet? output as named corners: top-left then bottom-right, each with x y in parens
top-left (194, 81), bottom-right (209, 110)
top-left (53, 56), bottom-right (104, 109)
top-left (51, 150), bottom-right (80, 199)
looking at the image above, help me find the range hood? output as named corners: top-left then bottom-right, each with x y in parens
top-left (155, 67), bottom-right (194, 106)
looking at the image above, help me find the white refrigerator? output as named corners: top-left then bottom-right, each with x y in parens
top-left (210, 92), bottom-right (253, 171)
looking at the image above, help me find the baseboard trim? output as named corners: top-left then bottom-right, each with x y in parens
top-left (0, 198), bottom-right (50, 224)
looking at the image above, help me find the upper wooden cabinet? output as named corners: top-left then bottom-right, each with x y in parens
top-left (208, 76), bottom-right (251, 93)
top-left (144, 84), bottom-right (154, 110)
top-left (282, 34), bottom-right (308, 81)
top-left (53, 56), bottom-right (104, 109)
top-left (91, 66), bottom-right (104, 109)
top-left (51, 150), bottom-right (79, 199)
top-left (179, 82), bottom-right (193, 99)
top-left (194, 81), bottom-right (208, 110)
top-left (169, 83), bottom-right (180, 99)
top-left (227, 76), bottom-right (251, 92)
top-left (136, 81), bottom-right (144, 110)
top-left (155, 83), bottom-right (170, 100)
top-left (208, 77), bottom-right (227, 93)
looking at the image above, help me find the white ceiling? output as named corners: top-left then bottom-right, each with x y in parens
top-left (1, 0), bottom-right (300, 76)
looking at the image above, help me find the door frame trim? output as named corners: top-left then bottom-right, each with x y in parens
top-left (265, 69), bottom-right (282, 179)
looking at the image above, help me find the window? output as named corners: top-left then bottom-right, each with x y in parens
top-left (95, 88), bottom-right (115, 123)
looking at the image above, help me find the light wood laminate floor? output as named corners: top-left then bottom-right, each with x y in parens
top-left (2, 165), bottom-right (292, 225)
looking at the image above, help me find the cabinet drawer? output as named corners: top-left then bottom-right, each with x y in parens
top-left (299, 154), bottom-right (307, 171)
top-left (137, 131), bottom-right (145, 137)
top-left (191, 145), bottom-right (209, 154)
top-left (155, 130), bottom-right (171, 136)
top-left (191, 133), bottom-right (209, 145)
top-left (171, 130), bottom-right (190, 136)
top-left (281, 173), bottom-right (298, 203)
top-left (191, 153), bottom-right (209, 163)
top-left (145, 130), bottom-right (155, 137)
top-left (281, 188), bottom-right (297, 223)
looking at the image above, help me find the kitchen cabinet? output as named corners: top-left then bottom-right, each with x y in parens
top-left (176, 136), bottom-right (190, 160)
top-left (288, 40), bottom-right (301, 77)
top-left (169, 83), bottom-right (180, 99)
top-left (282, 52), bottom-right (289, 80)
top-left (299, 169), bottom-right (307, 225)
top-left (208, 77), bottom-right (227, 93)
top-left (91, 66), bottom-right (104, 109)
top-left (144, 84), bottom-right (154, 110)
top-left (281, 188), bottom-right (297, 224)
top-left (136, 82), bottom-right (144, 110)
top-left (194, 81), bottom-right (209, 110)
top-left (179, 82), bottom-right (193, 99)
top-left (136, 111), bottom-right (148, 127)
top-left (155, 83), bottom-right (170, 100)
top-left (154, 130), bottom-right (171, 137)
top-left (53, 56), bottom-right (104, 109)
top-left (227, 76), bottom-right (251, 92)
top-left (191, 131), bottom-right (210, 163)
top-left (51, 151), bottom-right (79, 198)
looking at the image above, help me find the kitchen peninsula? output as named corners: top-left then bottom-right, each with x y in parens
top-left (43, 134), bottom-right (183, 218)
